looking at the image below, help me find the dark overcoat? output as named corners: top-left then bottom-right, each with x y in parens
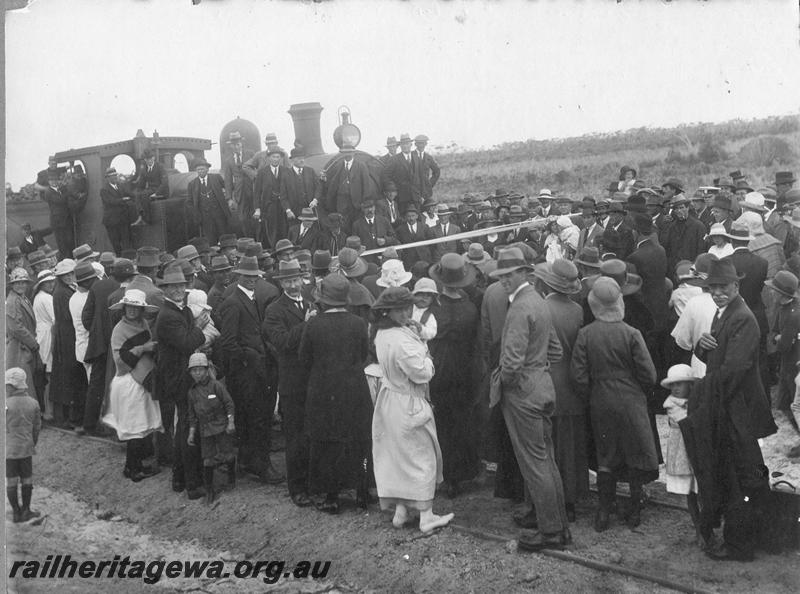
top-left (263, 293), bottom-right (312, 395)
top-left (153, 300), bottom-right (205, 404)
top-left (298, 311), bottom-right (372, 442)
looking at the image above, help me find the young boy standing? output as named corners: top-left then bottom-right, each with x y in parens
top-left (6, 368), bottom-right (42, 523)
top-left (186, 353), bottom-right (236, 504)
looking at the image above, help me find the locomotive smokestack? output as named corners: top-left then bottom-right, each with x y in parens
top-left (288, 102), bottom-right (324, 156)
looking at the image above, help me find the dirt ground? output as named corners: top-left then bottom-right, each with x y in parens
top-left (6, 416), bottom-right (800, 594)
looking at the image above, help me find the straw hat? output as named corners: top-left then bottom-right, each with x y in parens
top-left (33, 269), bottom-right (56, 291)
top-left (109, 288), bottom-right (159, 313)
top-left (660, 364), bottom-right (697, 388)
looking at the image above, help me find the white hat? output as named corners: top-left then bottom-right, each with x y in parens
top-left (188, 352), bottom-right (208, 369)
top-left (375, 259), bottom-right (412, 288)
top-left (5, 367), bottom-right (28, 390)
top-left (660, 364), bottom-right (697, 388)
top-left (54, 258), bottom-right (77, 276)
top-left (556, 215), bottom-right (574, 228)
top-left (539, 189), bottom-right (553, 199)
top-left (109, 288), bottom-right (159, 312)
top-left (34, 269), bottom-right (56, 290)
top-left (740, 192), bottom-right (767, 213)
top-left (8, 267), bottom-right (31, 283)
top-left (708, 223), bottom-right (728, 238)
top-left (412, 277), bottom-right (439, 295)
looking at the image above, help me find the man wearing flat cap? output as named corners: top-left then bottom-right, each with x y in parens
top-left (187, 159), bottom-right (231, 246)
top-left (221, 131), bottom-right (256, 237)
top-left (412, 134), bottom-right (440, 201)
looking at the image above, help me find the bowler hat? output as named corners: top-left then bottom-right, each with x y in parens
top-left (766, 270), bottom-right (799, 299)
top-left (337, 247), bottom-right (368, 278)
top-left (315, 273), bottom-right (350, 307)
top-left (233, 256), bottom-right (263, 277)
top-left (704, 258), bottom-right (744, 285)
top-left (431, 253), bottom-right (477, 287)
top-left (210, 255), bottom-right (232, 272)
top-left (463, 243), bottom-right (492, 265)
top-left (371, 286), bottom-right (416, 310)
top-left (273, 258), bottom-right (305, 280)
top-left (775, 171), bottom-right (797, 185)
top-left (74, 261), bottom-right (98, 284)
top-left (533, 258), bottom-right (581, 294)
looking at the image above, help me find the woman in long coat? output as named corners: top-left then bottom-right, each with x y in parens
top-left (572, 277), bottom-right (658, 533)
top-left (371, 286), bottom-right (454, 533)
top-left (6, 268), bottom-right (40, 400)
top-left (299, 274), bottom-right (373, 514)
top-left (427, 254), bottom-right (481, 497)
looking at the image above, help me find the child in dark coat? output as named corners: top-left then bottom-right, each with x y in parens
top-left (186, 353), bottom-right (236, 504)
top-left (5, 368), bottom-right (42, 523)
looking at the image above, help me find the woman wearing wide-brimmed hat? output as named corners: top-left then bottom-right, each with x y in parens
top-left (426, 254), bottom-right (481, 498)
top-left (102, 289), bottom-right (163, 482)
top-left (571, 277), bottom-right (659, 532)
top-left (370, 286), bottom-right (454, 533)
top-left (299, 274), bottom-right (373, 514)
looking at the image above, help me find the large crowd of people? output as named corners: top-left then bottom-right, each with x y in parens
top-left (6, 141), bottom-right (800, 561)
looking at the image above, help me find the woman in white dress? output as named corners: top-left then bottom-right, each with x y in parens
top-left (371, 286), bottom-right (454, 533)
top-left (102, 289), bottom-right (162, 482)
top-left (32, 270), bottom-right (56, 419)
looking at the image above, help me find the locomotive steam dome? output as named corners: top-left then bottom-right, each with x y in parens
top-left (219, 117), bottom-right (261, 163)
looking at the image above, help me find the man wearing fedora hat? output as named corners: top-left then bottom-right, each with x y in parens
top-left (530, 260), bottom-right (589, 522)
top-left (41, 168), bottom-right (82, 259)
top-left (488, 247), bottom-right (570, 550)
top-left (351, 199), bottom-right (398, 260)
top-left (322, 143), bottom-right (373, 233)
top-left (188, 159), bottom-right (231, 246)
top-left (411, 134), bottom-right (440, 202)
top-left (288, 207), bottom-right (324, 252)
top-left (384, 133), bottom-right (422, 215)
top-left (263, 259), bottom-right (317, 507)
top-left (775, 171), bottom-right (797, 200)
top-left (222, 131), bottom-right (257, 238)
top-left (100, 167), bottom-right (135, 255)
top-left (129, 148), bottom-right (168, 227)
top-left (217, 256), bottom-right (284, 484)
top-left (253, 147), bottom-right (292, 247)
top-left (681, 258), bottom-right (777, 561)
top-left (282, 146), bottom-right (320, 220)
top-left (18, 222), bottom-right (51, 258)
top-left (153, 266), bottom-right (207, 497)
top-left (380, 136), bottom-right (399, 165)
top-left (376, 181), bottom-right (401, 227)
top-left (727, 221), bottom-right (769, 341)
top-left (426, 204), bottom-right (462, 262)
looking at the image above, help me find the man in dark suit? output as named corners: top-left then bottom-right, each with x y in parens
top-left (263, 259), bottom-right (315, 507)
top-left (42, 170), bottom-right (83, 259)
top-left (217, 256), bottom-right (283, 484)
top-left (281, 147), bottom-right (319, 218)
top-left (18, 223), bottom-right (51, 257)
top-left (287, 208), bottom-right (325, 252)
top-left (691, 192), bottom-right (715, 232)
top-left (100, 167), bottom-right (134, 255)
top-left (221, 131), bottom-right (256, 237)
top-left (681, 258), bottom-right (777, 561)
top-left (187, 159), bottom-right (231, 246)
top-left (129, 149), bottom-right (167, 226)
top-left (319, 213), bottom-right (348, 255)
top-left (412, 134), bottom-right (441, 200)
top-left (375, 181), bottom-right (401, 227)
top-left (80, 259), bottom-right (131, 434)
top-left (426, 205), bottom-right (462, 262)
top-left (153, 267), bottom-right (206, 499)
top-left (323, 144), bottom-right (372, 232)
top-left (602, 202), bottom-right (635, 260)
top-left (661, 194), bottom-right (708, 275)
top-left (380, 136), bottom-right (398, 166)
top-left (383, 133), bottom-right (420, 215)
top-left (350, 199), bottom-right (398, 256)
top-left (395, 205), bottom-right (431, 269)
top-left (254, 148), bottom-right (292, 248)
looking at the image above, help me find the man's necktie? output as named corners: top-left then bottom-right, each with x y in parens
top-left (235, 153), bottom-right (241, 166)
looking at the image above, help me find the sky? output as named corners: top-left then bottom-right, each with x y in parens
top-left (5, 0), bottom-right (800, 188)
